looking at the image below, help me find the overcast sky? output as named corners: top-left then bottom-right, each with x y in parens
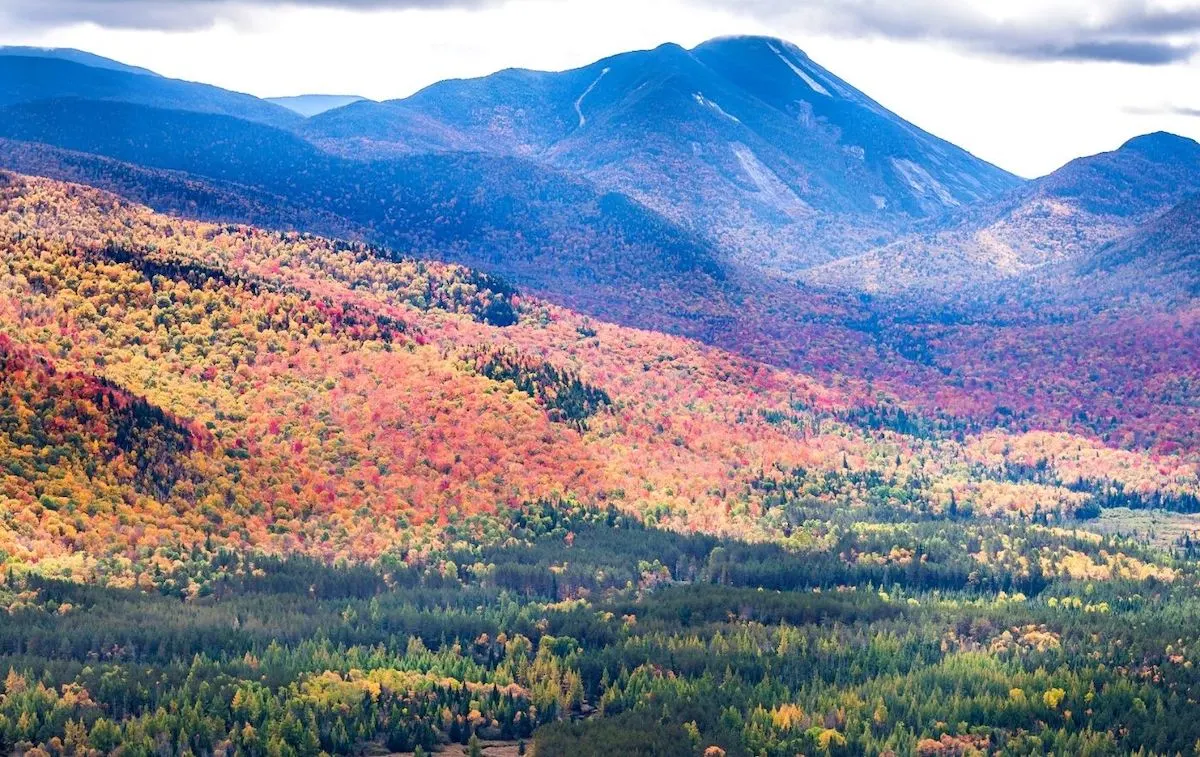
top-left (2, 0), bottom-right (1199, 177)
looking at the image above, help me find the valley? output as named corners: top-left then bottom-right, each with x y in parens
top-left (0, 34), bottom-right (1197, 757)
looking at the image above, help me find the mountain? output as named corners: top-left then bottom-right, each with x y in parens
top-left (0, 39), bottom-right (1023, 275)
top-left (0, 54), bottom-right (301, 129)
top-left (306, 36), bottom-right (1022, 270)
top-left (803, 131), bottom-right (1200, 293)
top-left (0, 170), bottom-right (887, 564)
top-left (0, 45), bottom-right (161, 76)
top-left (268, 93), bottom-right (369, 117)
top-left (1032, 132), bottom-right (1200, 218)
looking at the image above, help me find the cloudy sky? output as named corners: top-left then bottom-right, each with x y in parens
top-left (2, 0), bottom-right (1199, 177)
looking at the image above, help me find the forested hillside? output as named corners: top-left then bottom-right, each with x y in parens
top-left (1, 133), bottom-right (1192, 467)
top-left (1, 172), bottom-right (1193, 580)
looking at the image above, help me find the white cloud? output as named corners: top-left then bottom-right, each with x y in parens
top-left (698, 0), bottom-right (1200, 64)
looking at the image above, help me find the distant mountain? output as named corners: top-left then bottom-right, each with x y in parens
top-left (0, 46), bottom-right (161, 76)
top-left (267, 94), bottom-right (368, 117)
top-left (0, 54), bottom-right (301, 129)
top-left (804, 132), bottom-right (1200, 293)
top-left (1020, 132), bottom-right (1200, 218)
top-left (300, 99), bottom-right (480, 154)
top-left (307, 36), bottom-right (1022, 270)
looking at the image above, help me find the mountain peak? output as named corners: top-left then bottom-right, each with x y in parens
top-left (1119, 131), bottom-right (1200, 160)
top-left (694, 35), bottom-right (800, 51)
top-left (693, 35), bottom-right (822, 63)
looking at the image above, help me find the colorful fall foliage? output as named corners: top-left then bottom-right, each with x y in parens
top-left (0, 172), bottom-right (1195, 584)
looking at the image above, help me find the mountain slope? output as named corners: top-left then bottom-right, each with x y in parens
top-left (804, 132), bottom-right (1200, 293)
top-left (1, 170), bottom-right (1193, 577)
top-left (1083, 193), bottom-right (1200, 293)
top-left (0, 171), bottom-right (854, 567)
top-left (0, 54), bottom-right (300, 129)
top-left (307, 36), bottom-right (1022, 270)
top-left (0, 98), bottom-right (726, 321)
top-left (0, 45), bottom-right (161, 76)
top-left (0, 136), bottom-right (367, 238)
top-left (300, 98), bottom-right (484, 154)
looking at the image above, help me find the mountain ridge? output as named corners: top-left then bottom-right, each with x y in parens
top-left (802, 129), bottom-right (1200, 293)
top-left (0, 53), bottom-right (300, 129)
top-left (0, 45), bottom-right (161, 77)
